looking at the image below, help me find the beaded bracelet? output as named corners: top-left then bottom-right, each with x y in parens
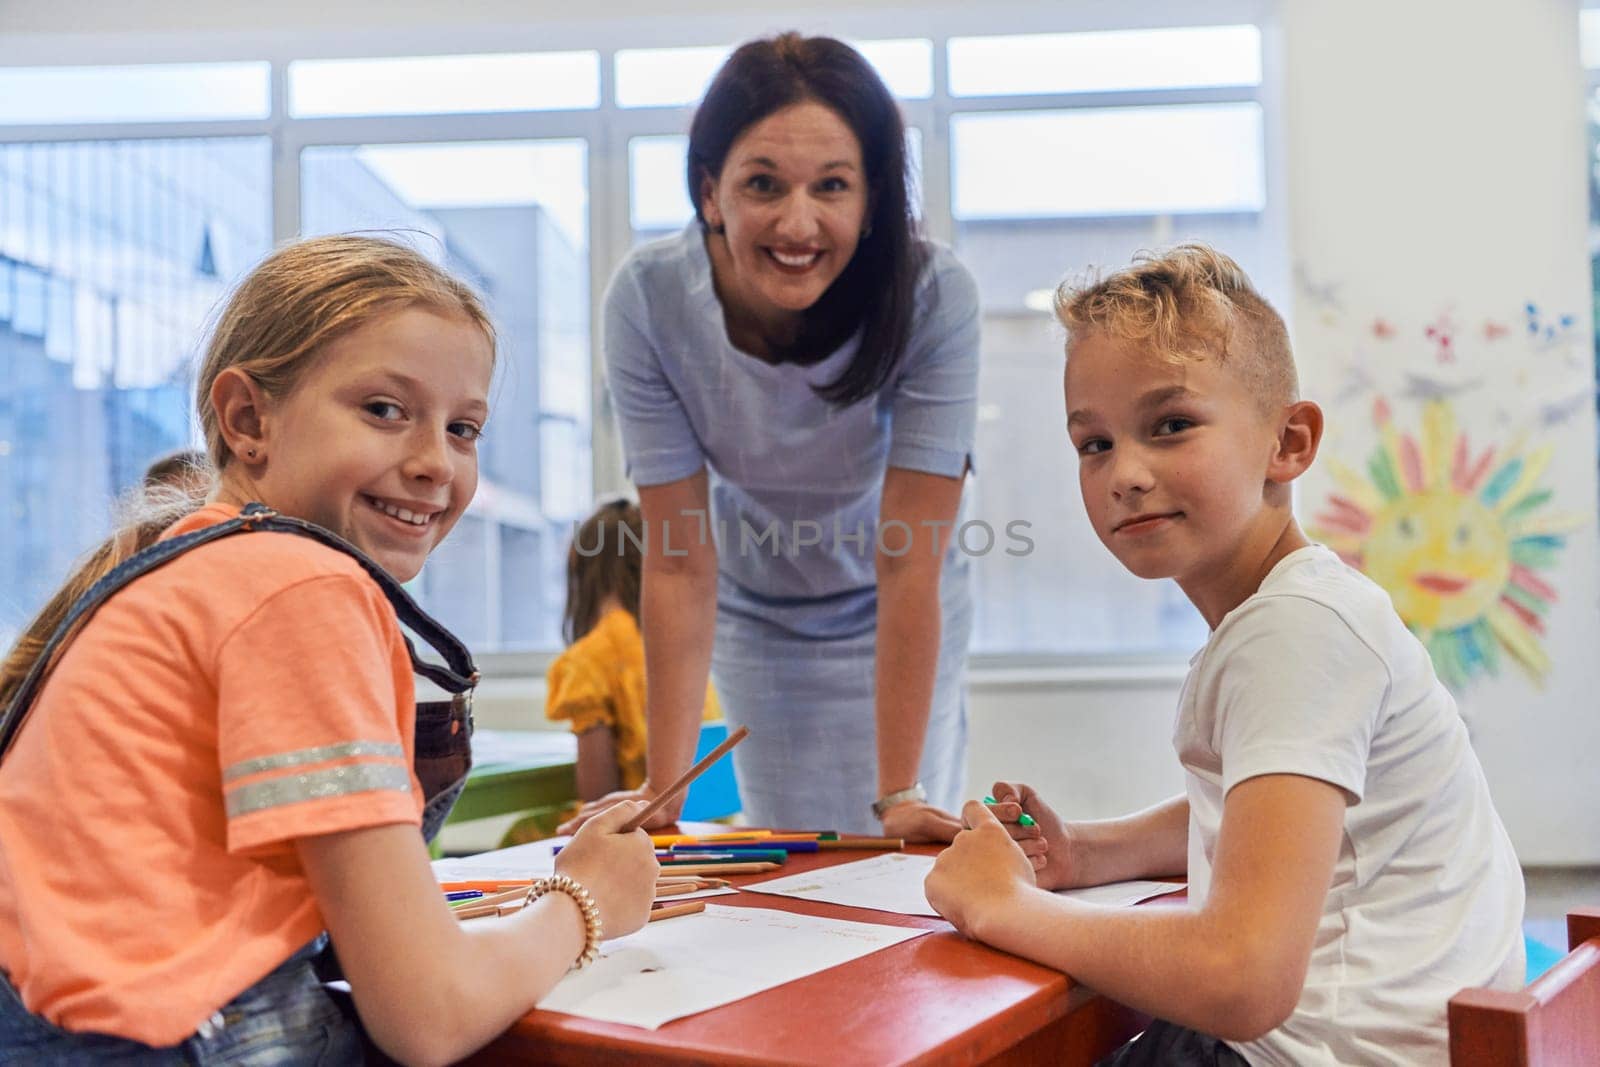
top-left (528, 874), bottom-right (603, 968)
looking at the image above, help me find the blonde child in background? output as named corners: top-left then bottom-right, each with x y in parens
top-left (0, 236), bottom-right (657, 1066)
top-left (924, 245), bottom-right (1524, 1066)
top-left (548, 498), bottom-right (720, 802)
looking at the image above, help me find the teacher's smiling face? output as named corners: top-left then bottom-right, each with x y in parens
top-left (700, 100), bottom-right (869, 333)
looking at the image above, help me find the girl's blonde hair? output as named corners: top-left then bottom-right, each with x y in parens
top-left (1055, 243), bottom-right (1297, 407)
top-left (0, 234), bottom-right (494, 712)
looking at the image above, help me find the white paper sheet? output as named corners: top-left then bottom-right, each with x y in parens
top-left (431, 839), bottom-right (559, 882)
top-left (745, 853), bottom-right (1187, 917)
top-left (433, 841), bottom-right (741, 901)
top-left (537, 904), bottom-right (930, 1029)
top-left (743, 853), bottom-right (939, 915)
top-left (1057, 880), bottom-right (1186, 908)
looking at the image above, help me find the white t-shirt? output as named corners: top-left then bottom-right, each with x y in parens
top-left (1175, 545), bottom-right (1525, 1066)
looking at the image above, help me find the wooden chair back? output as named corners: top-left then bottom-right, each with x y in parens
top-left (1449, 908), bottom-right (1600, 1066)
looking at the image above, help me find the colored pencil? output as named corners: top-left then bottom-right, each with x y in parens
top-left (660, 850), bottom-right (787, 865)
top-left (621, 726), bottom-right (750, 832)
top-left (648, 900), bottom-right (707, 922)
top-left (818, 837), bottom-right (904, 851)
top-left (439, 880), bottom-right (535, 893)
top-left (444, 889), bottom-right (485, 901)
top-left (653, 882), bottom-right (702, 898)
top-left (471, 886), bottom-right (535, 908)
top-left (652, 861), bottom-right (778, 877)
top-left (669, 840), bottom-right (820, 854)
top-left (649, 831), bottom-right (773, 846)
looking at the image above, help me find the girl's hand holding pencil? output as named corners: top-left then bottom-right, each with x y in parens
top-left (560, 784), bottom-right (675, 836)
top-left (552, 799), bottom-right (660, 938)
top-left (559, 726), bottom-right (751, 836)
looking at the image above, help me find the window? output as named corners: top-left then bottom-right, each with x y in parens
top-left (0, 138), bottom-right (272, 647)
top-left (629, 134), bottom-right (694, 238)
top-left (615, 39), bottom-right (930, 108)
top-left (0, 19), bottom-right (1279, 665)
top-left (0, 63), bottom-right (270, 124)
top-left (288, 52), bottom-right (600, 117)
top-left (301, 140), bottom-right (592, 650)
top-left (948, 25), bottom-right (1271, 656)
top-left (947, 26), bottom-right (1260, 97)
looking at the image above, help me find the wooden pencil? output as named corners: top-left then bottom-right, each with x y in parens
top-left (653, 882), bottom-right (700, 898)
top-left (621, 726), bottom-right (750, 832)
top-left (651, 861), bottom-right (778, 877)
top-left (656, 876), bottom-right (730, 889)
top-left (472, 886), bottom-right (536, 908)
top-left (451, 886), bottom-right (532, 920)
top-left (818, 837), bottom-right (904, 851)
top-left (648, 900), bottom-right (707, 922)
top-left (439, 879), bottom-right (535, 893)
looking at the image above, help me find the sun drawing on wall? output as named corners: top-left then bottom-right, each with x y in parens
top-left (1311, 397), bottom-right (1577, 690)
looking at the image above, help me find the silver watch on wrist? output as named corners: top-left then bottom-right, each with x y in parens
top-left (871, 782), bottom-right (926, 820)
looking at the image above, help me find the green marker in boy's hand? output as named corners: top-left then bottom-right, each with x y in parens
top-left (983, 796), bottom-right (1036, 827)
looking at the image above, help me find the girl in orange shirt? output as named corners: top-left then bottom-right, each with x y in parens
top-left (0, 236), bottom-right (657, 1065)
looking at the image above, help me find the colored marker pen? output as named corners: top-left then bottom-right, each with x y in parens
top-left (983, 796), bottom-right (1036, 827)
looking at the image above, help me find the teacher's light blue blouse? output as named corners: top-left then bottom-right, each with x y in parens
top-left (602, 224), bottom-right (980, 831)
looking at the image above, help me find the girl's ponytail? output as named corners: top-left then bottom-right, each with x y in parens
top-left (0, 486), bottom-right (201, 712)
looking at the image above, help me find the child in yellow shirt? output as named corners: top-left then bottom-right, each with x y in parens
top-left (547, 499), bottom-right (719, 801)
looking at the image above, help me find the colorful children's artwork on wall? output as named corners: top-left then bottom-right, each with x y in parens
top-left (1312, 397), bottom-right (1581, 691)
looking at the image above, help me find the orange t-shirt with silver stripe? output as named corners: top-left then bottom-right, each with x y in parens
top-left (0, 503), bottom-right (423, 1046)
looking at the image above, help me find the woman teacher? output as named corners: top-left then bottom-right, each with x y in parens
top-left (566, 33), bottom-right (978, 840)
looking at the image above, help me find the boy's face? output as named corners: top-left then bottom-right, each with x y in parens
top-left (1065, 331), bottom-right (1288, 593)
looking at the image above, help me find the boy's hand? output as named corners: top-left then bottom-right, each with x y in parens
top-left (925, 800), bottom-right (1035, 939)
top-left (553, 800), bottom-right (660, 938)
top-left (988, 781), bottom-right (1078, 891)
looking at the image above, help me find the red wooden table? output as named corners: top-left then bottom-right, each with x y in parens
top-left (466, 831), bottom-right (1159, 1066)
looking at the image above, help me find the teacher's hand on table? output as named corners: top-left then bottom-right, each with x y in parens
top-left (924, 800), bottom-right (1036, 938)
top-left (557, 781), bottom-right (683, 836)
top-left (879, 799), bottom-right (965, 844)
top-left (553, 800), bottom-right (660, 938)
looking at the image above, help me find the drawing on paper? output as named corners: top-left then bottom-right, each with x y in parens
top-left (1312, 397), bottom-right (1579, 690)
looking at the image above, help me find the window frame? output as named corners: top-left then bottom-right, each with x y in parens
top-left (0, 0), bottom-right (1281, 676)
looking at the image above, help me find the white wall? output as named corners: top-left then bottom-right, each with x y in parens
top-left (1283, 0), bottom-right (1600, 864)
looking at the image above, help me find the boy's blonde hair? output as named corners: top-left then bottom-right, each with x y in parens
top-left (0, 234), bottom-right (494, 713)
top-left (1054, 243), bottom-right (1297, 408)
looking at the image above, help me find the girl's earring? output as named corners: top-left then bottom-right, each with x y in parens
top-left (860, 222), bottom-right (873, 239)
top-left (246, 448), bottom-right (257, 459)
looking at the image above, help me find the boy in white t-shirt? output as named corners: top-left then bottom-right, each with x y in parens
top-left (924, 245), bottom-right (1525, 1066)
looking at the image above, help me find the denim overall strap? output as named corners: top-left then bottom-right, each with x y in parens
top-left (215, 506), bottom-right (478, 695)
top-left (0, 503), bottom-right (478, 763)
top-left (0, 508), bottom-right (263, 762)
